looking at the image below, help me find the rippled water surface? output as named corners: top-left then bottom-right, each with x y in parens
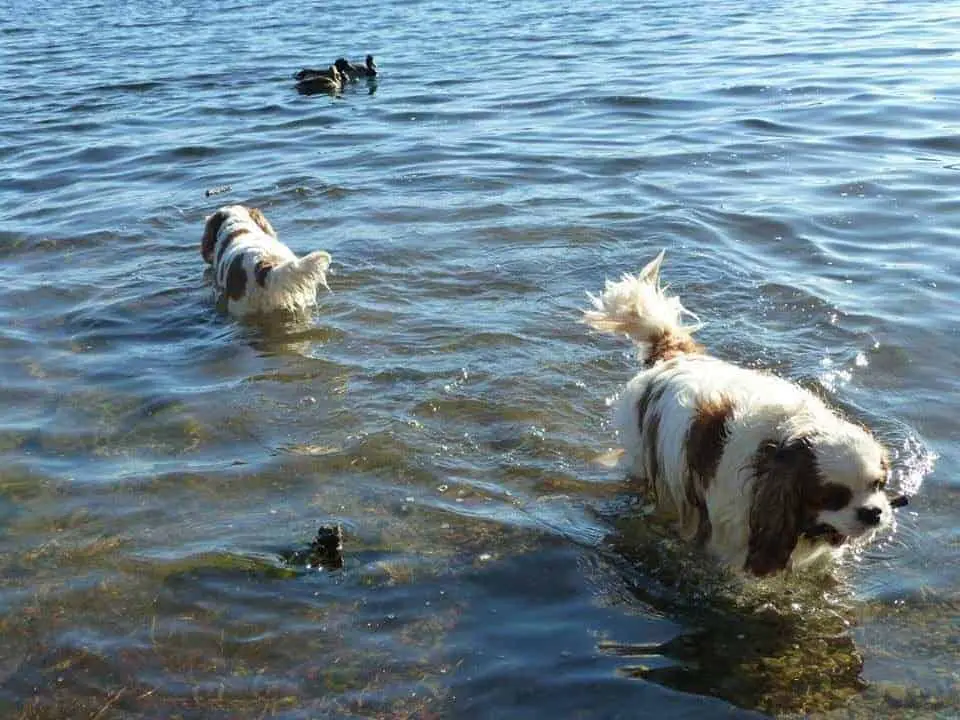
top-left (1, 0), bottom-right (957, 717)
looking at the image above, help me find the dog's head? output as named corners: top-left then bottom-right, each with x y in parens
top-left (805, 428), bottom-right (893, 542)
top-left (200, 205), bottom-right (277, 264)
top-left (745, 428), bottom-right (892, 576)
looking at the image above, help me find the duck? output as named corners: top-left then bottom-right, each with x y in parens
top-left (334, 55), bottom-right (378, 80)
top-left (295, 65), bottom-right (343, 95)
top-left (294, 65), bottom-right (337, 83)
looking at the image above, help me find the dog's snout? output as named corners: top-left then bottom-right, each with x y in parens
top-left (857, 505), bottom-right (883, 526)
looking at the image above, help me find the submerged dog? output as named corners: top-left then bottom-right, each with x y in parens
top-left (584, 251), bottom-right (895, 576)
top-left (200, 204), bottom-right (332, 317)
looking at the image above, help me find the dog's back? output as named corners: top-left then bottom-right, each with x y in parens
top-left (611, 353), bottom-right (831, 562)
top-left (240, 250), bottom-right (332, 315)
top-left (201, 205), bottom-right (332, 316)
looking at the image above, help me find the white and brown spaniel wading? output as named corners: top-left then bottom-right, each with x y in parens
top-left (200, 205), bottom-right (332, 317)
top-left (584, 251), bottom-right (894, 576)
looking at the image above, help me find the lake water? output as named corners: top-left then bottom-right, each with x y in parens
top-left (1, 0), bottom-right (957, 717)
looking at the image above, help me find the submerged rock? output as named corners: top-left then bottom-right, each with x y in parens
top-left (306, 524), bottom-right (344, 570)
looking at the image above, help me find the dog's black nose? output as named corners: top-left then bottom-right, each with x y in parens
top-left (857, 506), bottom-right (883, 526)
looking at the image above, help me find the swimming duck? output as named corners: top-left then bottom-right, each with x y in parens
top-left (334, 55), bottom-right (378, 80)
top-left (294, 65), bottom-right (338, 83)
top-left (295, 65), bottom-right (343, 95)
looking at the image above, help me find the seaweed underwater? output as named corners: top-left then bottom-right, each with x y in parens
top-left (600, 506), bottom-right (955, 717)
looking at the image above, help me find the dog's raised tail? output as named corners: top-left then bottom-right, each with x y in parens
top-left (265, 250), bottom-right (332, 295)
top-left (583, 251), bottom-right (703, 365)
top-left (295, 250), bottom-right (333, 291)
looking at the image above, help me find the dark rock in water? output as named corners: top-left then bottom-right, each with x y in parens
top-left (890, 494), bottom-right (909, 509)
top-left (279, 524), bottom-right (344, 570)
top-left (307, 524), bottom-right (344, 569)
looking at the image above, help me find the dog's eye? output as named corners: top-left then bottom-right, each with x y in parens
top-left (817, 483), bottom-right (853, 511)
top-left (870, 479), bottom-right (886, 492)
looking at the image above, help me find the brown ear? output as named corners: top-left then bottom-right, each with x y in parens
top-left (201, 210), bottom-right (228, 263)
top-left (247, 207), bottom-right (277, 238)
top-left (745, 438), bottom-right (819, 576)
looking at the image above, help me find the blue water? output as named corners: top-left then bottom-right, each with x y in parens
top-left (1, 0), bottom-right (956, 717)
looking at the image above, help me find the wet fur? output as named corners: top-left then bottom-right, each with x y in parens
top-left (584, 252), bottom-right (893, 576)
top-left (200, 204), bottom-right (331, 317)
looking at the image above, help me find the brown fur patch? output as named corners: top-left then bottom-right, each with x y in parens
top-left (636, 378), bottom-right (667, 431)
top-left (225, 255), bottom-right (247, 301)
top-left (646, 330), bottom-right (703, 367)
top-left (635, 379), bottom-right (669, 484)
top-left (813, 483), bottom-right (853, 512)
top-left (200, 210), bottom-right (228, 263)
top-left (636, 382), bottom-right (658, 429)
top-left (687, 396), bottom-right (734, 492)
top-left (683, 396), bottom-right (734, 545)
top-left (254, 258), bottom-right (276, 288)
top-left (745, 438), bottom-right (822, 576)
top-left (217, 229), bottom-right (249, 267)
top-left (646, 411), bottom-right (661, 486)
top-left (247, 207), bottom-right (277, 238)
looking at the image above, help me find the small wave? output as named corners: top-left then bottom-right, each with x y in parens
top-left (166, 145), bottom-right (220, 160)
top-left (738, 117), bottom-right (805, 135)
top-left (591, 94), bottom-right (714, 113)
top-left (89, 80), bottom-right (165, 93)
top-left (713, 83), bottom-right (773, 97)
top-left (906, 134), bottom-right (960, 153)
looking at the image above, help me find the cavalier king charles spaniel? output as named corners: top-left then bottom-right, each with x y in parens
top-left (200, 204), bottom-right (332, 317)
top-left (584, 251), bottom-right (896, 576)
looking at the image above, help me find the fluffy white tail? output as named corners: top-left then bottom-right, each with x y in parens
top-left (269, 250), bottom-right (332, 293)
top-left (583, 251), bottom-right (701, 363)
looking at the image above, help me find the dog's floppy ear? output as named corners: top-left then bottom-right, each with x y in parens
top-left (247, 207), bottom-right (277, 239)
top-left (201, 209), bottom-right (228, 263)
top-left (745, 437), bottom-right (819, 576)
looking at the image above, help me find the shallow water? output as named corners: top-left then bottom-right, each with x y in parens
top-left (1, 0), bottom-right (957, 717)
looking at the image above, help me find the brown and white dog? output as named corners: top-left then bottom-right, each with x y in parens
top-left (584, 251), bottom-right (894, 576)
top-left (200, 205), bottom-right (332, 317)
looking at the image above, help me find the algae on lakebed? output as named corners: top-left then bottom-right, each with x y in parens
top-left (608, 511), bottom-right (958, 717)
